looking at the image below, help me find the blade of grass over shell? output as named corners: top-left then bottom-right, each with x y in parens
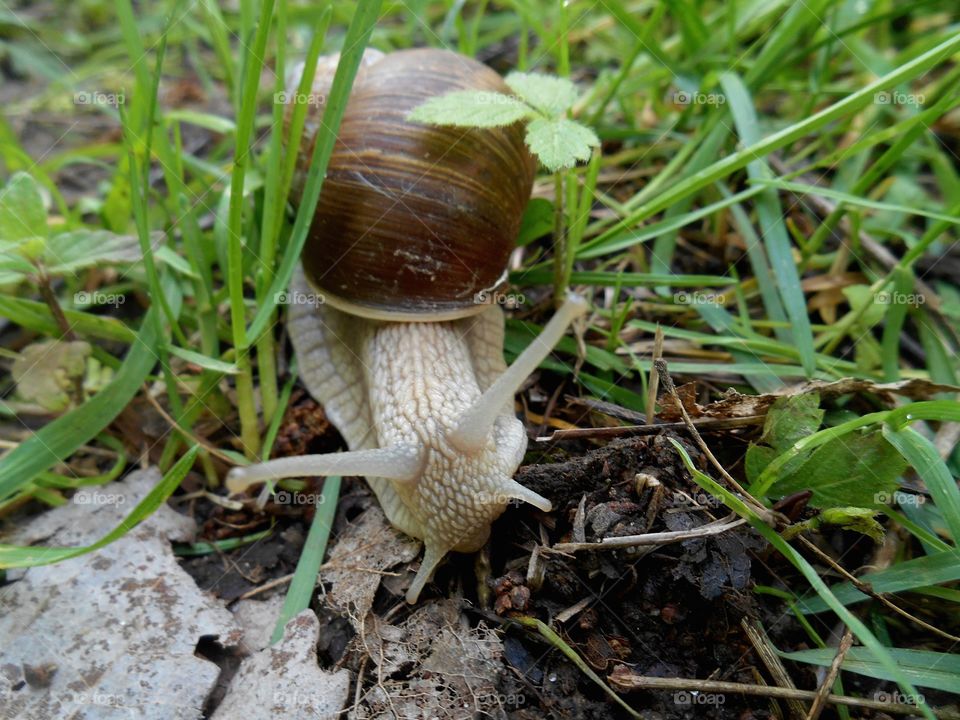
top-left (670, 440), bottom-right (935, 720)
top-left (256, 4), bottom-right (332, 422)
top-left (588, 33), bottom-right (960, 251)
top-left (248, 0), bottom-right (385, 342)
top-left (271, 475), bottom-right (341, 644)
top-left (0, 445), bottom-right (198, 568)
top-left (721, 72), bottom-right (815, 376)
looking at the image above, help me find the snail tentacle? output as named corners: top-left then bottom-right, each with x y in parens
top-left (448, 292), bottom-right (589, 453)
top-left (225, 444), bottom-right (424, 494)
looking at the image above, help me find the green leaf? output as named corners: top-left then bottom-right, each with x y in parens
top-left (768, 429), bottom-right (904, 508)
top-left (44, 229), bottom-right (142, 275)
top-left (745, 394), bottom-right (824, 484)
top-left (0, 249), bottom-right (36, 283)
top-left (0, 446), bottom-right (199, 568)
top-left (525, 117), bottom-right (599, 172)
top-left (0, 171), bottom-right (47, 245)
top-left (779, 647), bottom-right (960, 694)
top-left (0, 295), bottom-right (135, 343)
top-left (842, 284), bottom-right (887, 328)
top-left (505, 71), bottom-right (578, 116)
top-left (766, 393), bottom-right (823, 449)
top-left (407, 89), bottom-right (533, 127)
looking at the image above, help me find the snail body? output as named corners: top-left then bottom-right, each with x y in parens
top-left (228, 48), bottom-right (586, 603)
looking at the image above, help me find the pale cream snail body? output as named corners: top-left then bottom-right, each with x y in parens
top-left (228, 48), bottom-right (586, 603)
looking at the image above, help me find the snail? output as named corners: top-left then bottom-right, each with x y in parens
top-left (227, 48), bottom-right (587, 603)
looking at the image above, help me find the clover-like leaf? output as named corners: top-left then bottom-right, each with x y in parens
top-left (524, 117), bottom-right (600, 172)
top-left (505, 72), bottom-right (578, 116)
top-left (408, 90), bottom-right (533, 127)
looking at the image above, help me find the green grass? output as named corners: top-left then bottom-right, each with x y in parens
top-left (0, 0), bottom-right (959, 714)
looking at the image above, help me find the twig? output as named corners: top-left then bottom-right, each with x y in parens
top-left (807, 628), bottom-right (853, 720)
top-left (608, 672), bottom-right (957, 718)
top-left (552, 516), bottom-right (746, 552)
top-left (655, 359), bottom-right (777, 524)
top-left (645, 324), bottom-right (663, 424)
top-left (797, 535), bottom-right (960, 643)
top-left (143, 389), bottom-right (237, 465)
top-left (537, 415), bottom-right (765, 442)
top-left (741, 619), bottom-right (807, 719)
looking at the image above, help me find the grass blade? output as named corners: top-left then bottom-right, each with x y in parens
top-left (0, 445), bottom-right (199, 567)
top-left (271, 475), bottom-right (341, 644)
top-left (248, 0), bottom-right (384, 341)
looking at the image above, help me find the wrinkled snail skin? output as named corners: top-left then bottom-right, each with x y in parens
top-left (226, 48), bottom-right (588, 603)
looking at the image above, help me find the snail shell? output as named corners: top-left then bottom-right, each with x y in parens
top-left (294, 48), bottom-right (536, 320)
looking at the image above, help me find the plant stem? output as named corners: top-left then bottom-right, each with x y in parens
top-left (35, 271), bottom-right (75, 341)
top-left (552, 171), bottom-right (567, 306)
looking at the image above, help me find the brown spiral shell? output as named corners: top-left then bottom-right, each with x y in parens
top-left (292, 48), bottom-right (536, 320)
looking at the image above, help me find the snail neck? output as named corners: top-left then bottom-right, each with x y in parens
top-left (364, 320), bottom-right (483, 449)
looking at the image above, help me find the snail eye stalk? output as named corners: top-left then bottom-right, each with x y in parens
top-left (448, 293), bottom-right (588, 454)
